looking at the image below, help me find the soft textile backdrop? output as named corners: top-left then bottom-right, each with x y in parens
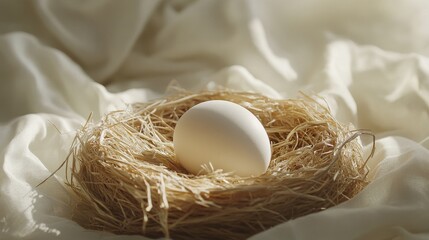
top-left (1, 1), bottom-right (429, 239)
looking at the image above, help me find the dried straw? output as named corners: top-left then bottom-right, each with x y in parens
top-left (67, 90), bottom-right (373, 240)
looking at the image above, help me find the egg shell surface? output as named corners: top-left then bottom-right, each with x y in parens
top-left (173, 100), bottom-right (271, 177)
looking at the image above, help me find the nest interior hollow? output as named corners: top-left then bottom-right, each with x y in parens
top-left (68, 90), bottom-right (371, 240)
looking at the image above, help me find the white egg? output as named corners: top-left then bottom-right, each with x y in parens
top-left (173, 100), bottom-right (271, 177)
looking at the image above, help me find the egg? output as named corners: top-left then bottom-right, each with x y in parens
top-left (173, 100), bottom-right (271, 177)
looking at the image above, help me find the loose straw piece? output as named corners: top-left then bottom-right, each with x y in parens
top-left (68, 90), bottom-right (371, 240)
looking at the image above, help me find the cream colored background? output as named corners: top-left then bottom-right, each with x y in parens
top-left (1, 1), bottom-right (429, 239)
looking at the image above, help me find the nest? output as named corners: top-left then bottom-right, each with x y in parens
top-left (67, 90), bottom-right (373, 240)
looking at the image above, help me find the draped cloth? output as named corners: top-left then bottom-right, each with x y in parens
top-left (1, 1), bottom-right (429, 239)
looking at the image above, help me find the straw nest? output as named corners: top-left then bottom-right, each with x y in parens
top-left (67, 90), bottom-right (373, 240)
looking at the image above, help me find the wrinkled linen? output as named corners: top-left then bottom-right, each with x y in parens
top-left (1, 1), bottom-right (429, 239)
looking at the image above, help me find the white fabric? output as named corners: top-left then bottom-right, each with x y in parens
top-left (1, 0), bottom-right (429, 239)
